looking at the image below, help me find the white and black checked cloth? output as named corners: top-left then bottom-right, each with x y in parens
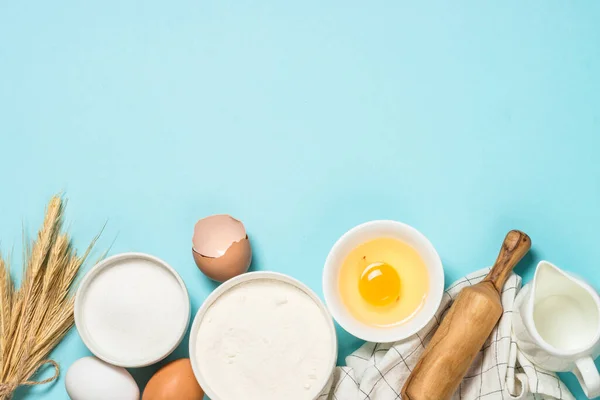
top-left (321, 269), bottom-right (573, 400)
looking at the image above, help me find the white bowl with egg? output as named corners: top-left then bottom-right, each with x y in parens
top-left (189, 272), bottom-right (337, 400)
top-left (75, 253), bottom-right (190, 368)
top-left (323, 220), bottom-right (444, 343)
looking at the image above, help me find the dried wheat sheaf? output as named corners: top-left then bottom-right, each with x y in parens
top-left (0, 195), bottom-right (101, 399)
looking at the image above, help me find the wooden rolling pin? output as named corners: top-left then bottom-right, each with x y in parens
top-left (401, 230), bottom-right (531, 400)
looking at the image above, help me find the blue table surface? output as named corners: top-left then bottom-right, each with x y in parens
top-left (2, 1), bottom-right (600, 398)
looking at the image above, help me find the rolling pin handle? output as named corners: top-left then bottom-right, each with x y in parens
top-left (484, 230), bottom-right (531, 293)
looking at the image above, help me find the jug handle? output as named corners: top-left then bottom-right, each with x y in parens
top-left (574, 357), bottom-right (600, 399)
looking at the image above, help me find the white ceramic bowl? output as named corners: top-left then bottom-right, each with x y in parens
top-left (323, 220), bottom-right (444, 343)
top-left (189, 271), bottom-right (338, 400)
top-left (75, 253), bottom-right (190, 368)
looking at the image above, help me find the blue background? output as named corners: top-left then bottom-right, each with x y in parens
top-left (1, 1), bottom-right (599, 399)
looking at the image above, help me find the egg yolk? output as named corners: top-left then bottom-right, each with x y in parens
top-left (358, 262), bottom-right (401, 307)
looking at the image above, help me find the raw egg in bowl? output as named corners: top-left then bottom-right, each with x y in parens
top-left (323, 220), bottom-right (444, 342)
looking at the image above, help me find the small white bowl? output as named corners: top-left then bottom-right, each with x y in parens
top-left (189, 271), bottom-right (337, 400)
top-left (75, 253), bottom-right (190, 368)
top-left (323, 220), bottom-right (444, 343)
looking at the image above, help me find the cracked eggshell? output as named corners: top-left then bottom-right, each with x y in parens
top-left (192, 214), bottom-right (252, 282)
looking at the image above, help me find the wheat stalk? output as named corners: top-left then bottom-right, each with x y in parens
top-left (0, 257), bottom-right (13, 368)
top-left (0, 195), bottom-right (99, 399)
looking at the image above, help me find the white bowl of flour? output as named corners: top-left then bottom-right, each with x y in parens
top-left (190, 272), bottom-right (337, 400)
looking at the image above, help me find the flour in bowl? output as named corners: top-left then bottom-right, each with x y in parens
top-left (195, 278), bottom-right (335, 400)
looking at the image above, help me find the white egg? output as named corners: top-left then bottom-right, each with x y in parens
top-left (65, 357), bottom-right (139, 400)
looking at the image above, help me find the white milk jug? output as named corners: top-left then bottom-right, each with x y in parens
top-left (513, 261), bottom-right (600, 398)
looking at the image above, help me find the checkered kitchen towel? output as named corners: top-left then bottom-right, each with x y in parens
top-left (321, 269), bottom-right (573, 400)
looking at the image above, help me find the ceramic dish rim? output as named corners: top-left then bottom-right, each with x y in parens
top-left (189, 271), bottom-right (338, 400)
top-left (323, 219), bottom-right (444, 343)
top-left (74, 252), bottom-right (191, 368)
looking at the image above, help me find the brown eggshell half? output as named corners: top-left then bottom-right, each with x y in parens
top-left (193, 215), bottom-right (247, 258)
top-left (192, 236), bottom-right (252, 282)
top-left (142, 358), bottom-right (204, 400)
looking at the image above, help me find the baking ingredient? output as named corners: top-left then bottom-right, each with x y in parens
top-left (192, 214), bottom-right (252, 282)
top-left (65, 356), bottom-right (139, 400)
top-left (339, 237), bottom-right (429, 327)
top-left (402, 230), bottom-right (531, 400)
top-left (78, 255), bottom-right (189, 366)
top-left (142, 358), bottom-right (203, 400)
top-left (359, 261), bottom-right (401, 306)
top-left (0, 195), bottom-right (100, 400)
top-left (192, 214), bottom-right (246, 257)
top-left (195, 278), bottom-right (334, 400)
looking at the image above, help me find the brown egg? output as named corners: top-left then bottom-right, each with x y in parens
top-left (142, 359), bottom-right (203, 400)
top-left (192, 214), bottom-right (252, 282)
